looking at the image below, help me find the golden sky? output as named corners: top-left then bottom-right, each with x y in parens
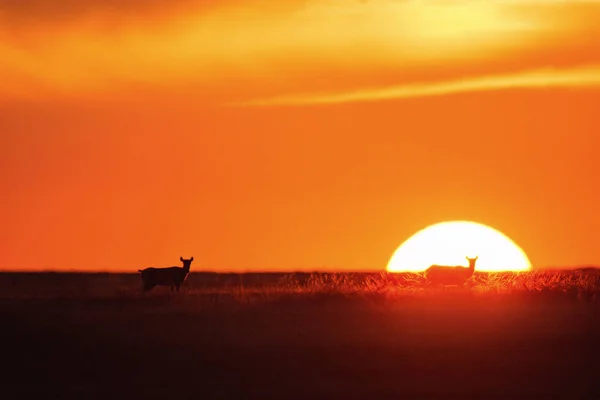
top-left (1, 0), bottom-right (599, 271)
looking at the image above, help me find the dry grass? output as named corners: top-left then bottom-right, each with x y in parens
top-left (1, 269), bottom-right (600, 398)
top-left (1, 269), bottom-right (598, 305)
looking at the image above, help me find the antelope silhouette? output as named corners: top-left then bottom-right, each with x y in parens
top-left (424, 256), bottom-right (478, 286)
top-left (138, 257), bottom-right (194, 292)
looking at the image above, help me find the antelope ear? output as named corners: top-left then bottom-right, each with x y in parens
top-left (190, 257), bottom-right (194, 261)
top-left (180, 256), bottom-right (184, 262)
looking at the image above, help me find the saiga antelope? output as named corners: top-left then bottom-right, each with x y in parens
top-left (138, 257), bottom-right (194, 292)
top-left (424, 256), bottom-right (478, 286)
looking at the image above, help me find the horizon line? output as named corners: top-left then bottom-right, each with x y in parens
top-left (0, 266), bottom-right (597, 274)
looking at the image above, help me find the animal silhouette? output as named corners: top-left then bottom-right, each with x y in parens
top-left (138, 257), bottom-right (194, 292)
top-left (424, 256), bottom-right (478, 286)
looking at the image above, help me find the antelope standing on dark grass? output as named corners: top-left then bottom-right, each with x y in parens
top-left (138, 257), bottom-right (194, 292)
top-left (424, 256), bottom-right (478, 286)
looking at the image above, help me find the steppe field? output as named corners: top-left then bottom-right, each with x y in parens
top-left (1, 269), bottom-right (600, 398)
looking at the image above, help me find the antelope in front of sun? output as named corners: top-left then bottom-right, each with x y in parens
top-left (138, 257), bottom-right (194, 292)
top-left (424, 256), bottom-right (478, 286)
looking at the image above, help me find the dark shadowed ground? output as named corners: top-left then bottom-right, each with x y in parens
top-left (1, 271), bottom-right (599, 398)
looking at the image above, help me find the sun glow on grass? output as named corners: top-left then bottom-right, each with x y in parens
top-left (387, 221), bottom-right (532, 273)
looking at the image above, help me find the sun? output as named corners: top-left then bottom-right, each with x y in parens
top-left (386, 221), bottom-right (531, 273)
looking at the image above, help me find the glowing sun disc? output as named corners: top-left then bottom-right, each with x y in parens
top-left (387, 221), bottom-right (531, 272)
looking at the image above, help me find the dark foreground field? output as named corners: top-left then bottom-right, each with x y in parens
top-left (1, 270), bottom-right (600, 398)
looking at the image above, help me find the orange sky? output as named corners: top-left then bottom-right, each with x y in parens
top-left (1, 0), bottom-right (600, 272)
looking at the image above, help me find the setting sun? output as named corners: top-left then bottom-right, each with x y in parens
top-left (387, 221), bottom-right (531, 273)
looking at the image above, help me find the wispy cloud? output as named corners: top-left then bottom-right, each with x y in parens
top-left (0, 0), bottom-right (599, 101)
top-left (238, 66), bottom-right (600, 106)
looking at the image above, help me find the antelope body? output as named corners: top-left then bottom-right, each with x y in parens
top-left (424, 256), bottom-right (478, 286)
top-left (139, 257), bottom-right (194, 292)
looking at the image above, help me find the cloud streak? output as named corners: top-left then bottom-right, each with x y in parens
top-left (1, 0), bottom-right (600, 102)
top-left (238, 66), bottom-right (600, 106)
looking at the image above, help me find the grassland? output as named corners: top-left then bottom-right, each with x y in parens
top-left (1, 269), bottom-right (599, 398)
